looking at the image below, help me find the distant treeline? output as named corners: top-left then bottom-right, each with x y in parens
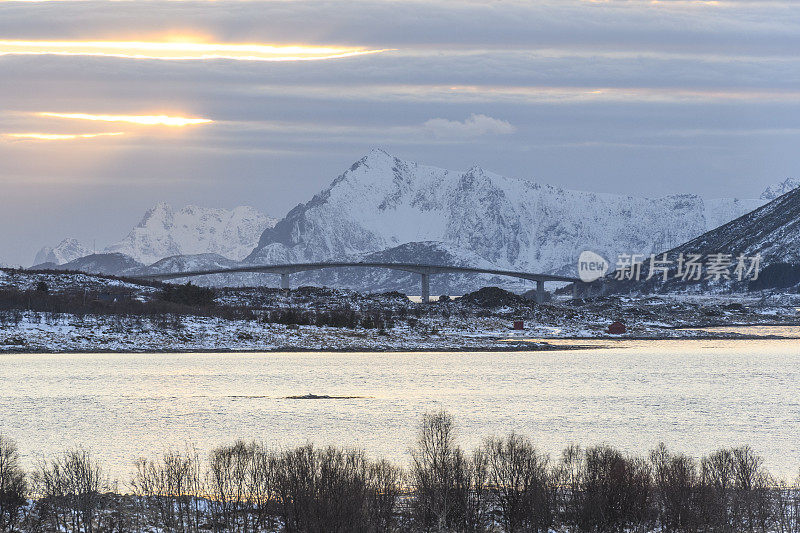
top-left (2, 411), bottom-right (800, 533)
top-left (0, 285), bottom-right (252, 323)
top-left (0, 282), bottom-right (494, 333)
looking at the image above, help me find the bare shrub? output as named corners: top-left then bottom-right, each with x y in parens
top-left (131, 448), bottom-right (204, 532)
top-left (367, 459), bottom-right (404, 533)
top-left (577, 445), bottom-right (653, 532)
top-left (276, 444), bottom-right (372, 533)
top-left (485, 433), bottom-right (554, 532)
top-left (0, 435), bottom-right (27, 531)
top-left (650, 443), bottom-right (700, 533)
top-left (31, 448), bottom-right (108, 533)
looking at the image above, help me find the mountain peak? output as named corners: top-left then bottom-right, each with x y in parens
top-left (353, 148), bottom-right (398, 168)
top-left (466, 164), bottom-right (486, 176)
top-left (138, 202), bottom-right (174, 228)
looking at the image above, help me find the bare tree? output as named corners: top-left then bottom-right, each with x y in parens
top-left (700, 448), bottom-right (735, 531)
top-left (556, 444), bottom-right (585, 530)
top-left (484, 433), bottom-right (554, 533)
top-left (731, 446), bottom-right (775, 533)
top-left (578, 445), bottom-right (653, 532)
top-left (276, 444), bottom-right (372, 533)
top-left (650, 443), bottom-right (700, 533)
top-left (247, 444), bottom-right (278, 532)
top-left (131, 448), bottom-right (204, 532)
top-left (463, 448), bottom-right (490, 533)
top-left (32, 448), bottom-right (108, 533)
top-left (367, 459), bottom-right (404, 533)
top-left (208, 440), bottom-right (256, 532)
top-left (409, 409), bottom-right (471, 532)
top-left (0, 435), bottom-right (27, 531)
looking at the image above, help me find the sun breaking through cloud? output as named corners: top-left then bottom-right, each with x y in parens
top-left (37, 112), bottom-right (213, 127)
top-left (5, 132), bottom-right (125, 140)
top-left (0, 40), bottom-right (392, 61)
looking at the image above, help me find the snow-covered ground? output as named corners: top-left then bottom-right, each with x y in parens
top-left (1, 268), bottom-right (798, 353)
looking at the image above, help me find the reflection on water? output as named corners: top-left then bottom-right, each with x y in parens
top-left (1, 339), bottom-right (799, 480)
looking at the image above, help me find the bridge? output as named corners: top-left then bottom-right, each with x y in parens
top-left (140, 262), bottom-right (581, 303)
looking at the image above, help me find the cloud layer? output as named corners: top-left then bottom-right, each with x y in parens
top-left (0, 0), bottom-right (798, 264)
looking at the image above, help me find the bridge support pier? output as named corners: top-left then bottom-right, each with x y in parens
top-left (535, 280), bottom-right (545, 304)
top-left (280, 273), bottom-right (290, 290)
top-left (420, 273), bottom-right (430, 303)
top-left (572, 283), bottom-right (578, 300)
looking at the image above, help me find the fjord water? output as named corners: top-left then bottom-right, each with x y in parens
top-left (1, 339), bottom-right (799, 481)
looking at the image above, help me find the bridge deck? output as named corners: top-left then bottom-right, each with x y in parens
top-left (141, 261), bottom-right (579, 283)
top-left (138, 261), bottom-right (580, 303)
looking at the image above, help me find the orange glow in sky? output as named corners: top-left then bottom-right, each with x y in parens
top-left (37, 112), bottom-right (213, 127)
top-left (0, 40), bottom-right (392, 61)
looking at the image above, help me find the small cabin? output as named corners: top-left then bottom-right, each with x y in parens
top-left (608, 321), bottom-right (626, 335)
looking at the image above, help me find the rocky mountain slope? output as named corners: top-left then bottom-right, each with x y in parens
top-left (601, 186), bottom-right (800, 294)
top-left (248, 149), bottom-right (767, 277)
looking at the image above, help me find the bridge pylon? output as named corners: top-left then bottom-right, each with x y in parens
top-left (420, 273), bottom-right (430, 303)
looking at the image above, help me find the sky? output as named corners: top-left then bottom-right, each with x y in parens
top-left (1, 0), bottom-right (799, 265)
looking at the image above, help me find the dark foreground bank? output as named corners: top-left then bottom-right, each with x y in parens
top-left (1, 411), bottom-right (799, 533)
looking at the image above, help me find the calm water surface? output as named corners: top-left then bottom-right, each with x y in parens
top-left (1, 339), bottom-right (799, 481)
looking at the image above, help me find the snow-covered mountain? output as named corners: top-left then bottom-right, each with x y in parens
top-left (136, 253), bottom-right (240, 275)
top-left (247, 149), bottom-right (770, 277)
top-left (106, 203), bottom-right (276, 265)
top-left (607, 186), bottom-right (800, 294)
top-left (34, 238), bottom-right (94, 266)
top-left (760, 178), bottom-right (800, 201)
top-left (34, 204), bottom-right (277, 267)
